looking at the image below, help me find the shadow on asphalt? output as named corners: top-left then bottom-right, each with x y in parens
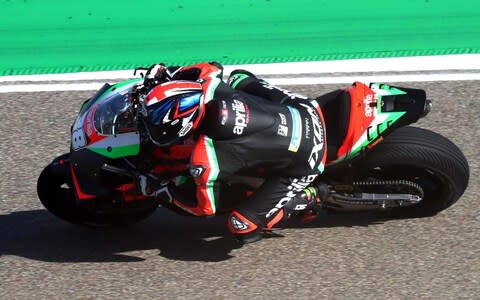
top-left (0, 209), bottom-right (387, 263)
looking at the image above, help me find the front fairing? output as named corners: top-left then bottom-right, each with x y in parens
top-left (70, 78), bottom-right (143, 198)
top-left (71, 78), bottom-right (143, 158)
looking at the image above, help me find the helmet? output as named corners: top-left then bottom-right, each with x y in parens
top-left (142, 81), bottom-right (205, 146)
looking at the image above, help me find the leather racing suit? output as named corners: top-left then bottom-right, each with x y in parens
top-left (147, 62), bottom-right (327, 243)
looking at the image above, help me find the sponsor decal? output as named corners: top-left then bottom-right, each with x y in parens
top-left (266, 175), bottom-right (317, 218)
top-left (277, 124), bottom-right (288, 137)
top-left (228, 73), bottom-right (250, 88)
top-left (190, 165), bottom-right (206, 177)
top-left (227, 75), bottom-right (239, 86)
top-left (221, 100), bottom-right (228, 126)
top-left (287, 106), bottom-right (302, 152)
top-left (304, 117), bottom-right (311, 139)
top-left (178, 122), bottom-right (193, 137)
top-left (300, 103), bottom-right (325, 169)
top-left (232, 99), bottom-right (250, 135)
top-left (71, 128), bottom-right (87, 150)
top-left (278, 113), bottom-right (287, 125)
top-left (294, 204), bottom-right (308, 210)
top-left (84, 105), bottom-right (97, 136)
top-left (363, 94), bottom-right (376, 117)
top-left (230, 215), bottom-right (248, 230)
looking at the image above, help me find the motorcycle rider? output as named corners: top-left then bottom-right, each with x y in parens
top-left (138, 62), bottom-right (327, 243)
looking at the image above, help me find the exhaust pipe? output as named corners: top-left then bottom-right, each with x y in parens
top-left (421, 99), bottom-right (432, 117)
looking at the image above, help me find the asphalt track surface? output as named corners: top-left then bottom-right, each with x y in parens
top-left (0, 80), bottom-right (478, 299)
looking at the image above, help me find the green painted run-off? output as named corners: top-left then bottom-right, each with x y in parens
top-left (1, 0), bottom-right (480, 76)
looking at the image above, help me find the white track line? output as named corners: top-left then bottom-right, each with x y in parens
top-left (1, 54), bottom-right (480, 83)
top-left (1, 72), bottom-right (479, 93)
top-left (1, 55), bottom-right (480, 93)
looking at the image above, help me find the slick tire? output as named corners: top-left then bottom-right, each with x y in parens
top-left (356, 126), bottom-right (469, 217)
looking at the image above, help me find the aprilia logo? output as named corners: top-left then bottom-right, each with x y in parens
top-left (232, 99), bottom-right (248, 135)
top-left (265, 175), bottom-right (317, 218)
top-left (363, 94), bottom-right (375, 117)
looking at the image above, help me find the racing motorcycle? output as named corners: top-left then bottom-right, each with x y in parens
top-left (37, 71), bottom-right (470, 226)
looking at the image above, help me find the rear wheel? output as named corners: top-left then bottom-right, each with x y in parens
top-left (352, 126), bottom-right (469, 216)
top-left (37, 154), bottom-right (159, 226)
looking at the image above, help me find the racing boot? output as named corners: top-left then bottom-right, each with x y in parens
top-left (227, 210), bottom-right (264, 244)
top-left (228, 207), bottom-right (288, 244)
top-left (285, 182), bottom-right (329, 223)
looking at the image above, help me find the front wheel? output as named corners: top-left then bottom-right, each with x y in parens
top-left (37, 154), bottom-right (159, 226)
top-left (352, 126), bottom-right (469, 216)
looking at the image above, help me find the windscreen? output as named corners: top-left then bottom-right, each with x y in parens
top-left (93, 93), bottom-right (136, 135)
